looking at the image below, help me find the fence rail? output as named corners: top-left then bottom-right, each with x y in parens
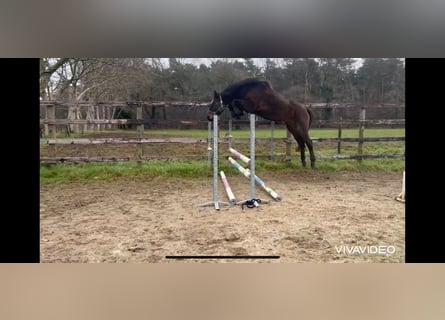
top-left (39, 101), bottom-right (210, 107)
top-left (40, 136), bottom-right (404, 146)
top-left (40, 100), bottom-right (404, 109)
top-left (39, 118), bottom-right (405, 126)
top-left (318, 154), bottom-right (405, 160)
top-left (40, 102), bottom-right (405, 164)
top-left (312, 137), bottom-right (405, 143)
top-left (40, 157), bottom-right (131, 164)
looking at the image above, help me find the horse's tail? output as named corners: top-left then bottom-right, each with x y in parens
top-left (306, 104), bottom-right (313, 129)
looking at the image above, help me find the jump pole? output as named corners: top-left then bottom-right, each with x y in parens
top-left (228, 145), bottom-right (282, 201)
top-left (199, 114), bottom-right (230, 210)
top-left (229, 147), bottom-right (251, 166)
top-left (228, 157), bottom-right (282, 202)
top-left (220, 171), bottom-right (237, 205)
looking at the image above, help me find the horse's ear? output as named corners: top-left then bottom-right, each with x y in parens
top-left (213, 90), bottom-right (220, 98)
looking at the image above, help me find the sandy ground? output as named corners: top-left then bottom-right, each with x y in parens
top-left (40, 170), bottom-right (405, 263)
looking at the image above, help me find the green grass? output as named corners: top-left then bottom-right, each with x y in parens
top-left (40, 158), bottom-right (405, 185)
top-left (40, 161), bottom-right (209, 185)
top-left (40, 128), bottom-right (405, 185)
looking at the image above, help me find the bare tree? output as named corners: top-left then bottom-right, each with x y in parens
top-left (39, 58), bottom-right (68, 99)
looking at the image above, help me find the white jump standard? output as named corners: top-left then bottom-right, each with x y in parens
top-left (199, 114), bottom-right (231, 210)
top-left (395, 171), bottom-right (405, 203)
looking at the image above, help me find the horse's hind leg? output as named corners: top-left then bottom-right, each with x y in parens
top-left (290, 125), bottom-right (316, 169)
top-left (303, 134), bottom-right (316, 169)
top-left (286, 124), bottom-right (308, 168)
top-left (296, 138), bottom-right (307, 167)
top-left (286, 123), bottom-right (316, 169)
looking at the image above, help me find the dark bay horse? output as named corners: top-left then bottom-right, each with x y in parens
top-left (207, 78), bottom-right (316, 169)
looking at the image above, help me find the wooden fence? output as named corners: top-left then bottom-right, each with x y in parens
top-left (40, 100), bottom-right (405, 134)
top-left (40, 136), bottom-right (405, 164)
top-left (40, 102), bottom-right (405, 164)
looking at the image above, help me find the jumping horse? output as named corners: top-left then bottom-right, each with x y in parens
top-left (207, 78), bottom-right (316, 169)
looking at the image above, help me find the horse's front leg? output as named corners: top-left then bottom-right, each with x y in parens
top-left (233, 99), bottom-right (256, 114)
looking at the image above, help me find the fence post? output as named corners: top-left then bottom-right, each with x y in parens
top-left (358, 107), bottom-right (366, 160)
top-left (44, 105), bottom-right (50, 137)
top-left (106, 106), bottom-right (112, 130)
top-left (73, 104), bottom-right (80, 134)
top-left (100, 106), bottom-right (105, 132)
top-left (270, 121), bottom-right (275, 161)
top-left (228, 118), bottom-right (233, 149)
top-left (285, 129), bottom-right (292, 161)
top-left (80, 105), bottom-right (86, 134)
top-left (47, 104), bottom-right (57, 157)
top-left (337, 117), bottom-right (342, 154)
top-left (137, 103), bottom-right (144, 165)
top-left (95, 105), bottom-right (100, 132)
top-left (47, 104), bottom-right (56, 138)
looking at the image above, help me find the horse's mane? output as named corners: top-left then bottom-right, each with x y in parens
top-left (221, 78), bottom-right (271, 102)
top-left (226, 78), bottom-right (270, 90)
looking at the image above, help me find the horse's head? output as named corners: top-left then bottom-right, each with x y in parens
top-left (207, 90), bottom-right (225, 121)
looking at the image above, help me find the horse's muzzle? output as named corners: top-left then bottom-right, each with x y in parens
top-left (207, 112), bottom-right (214, 122)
